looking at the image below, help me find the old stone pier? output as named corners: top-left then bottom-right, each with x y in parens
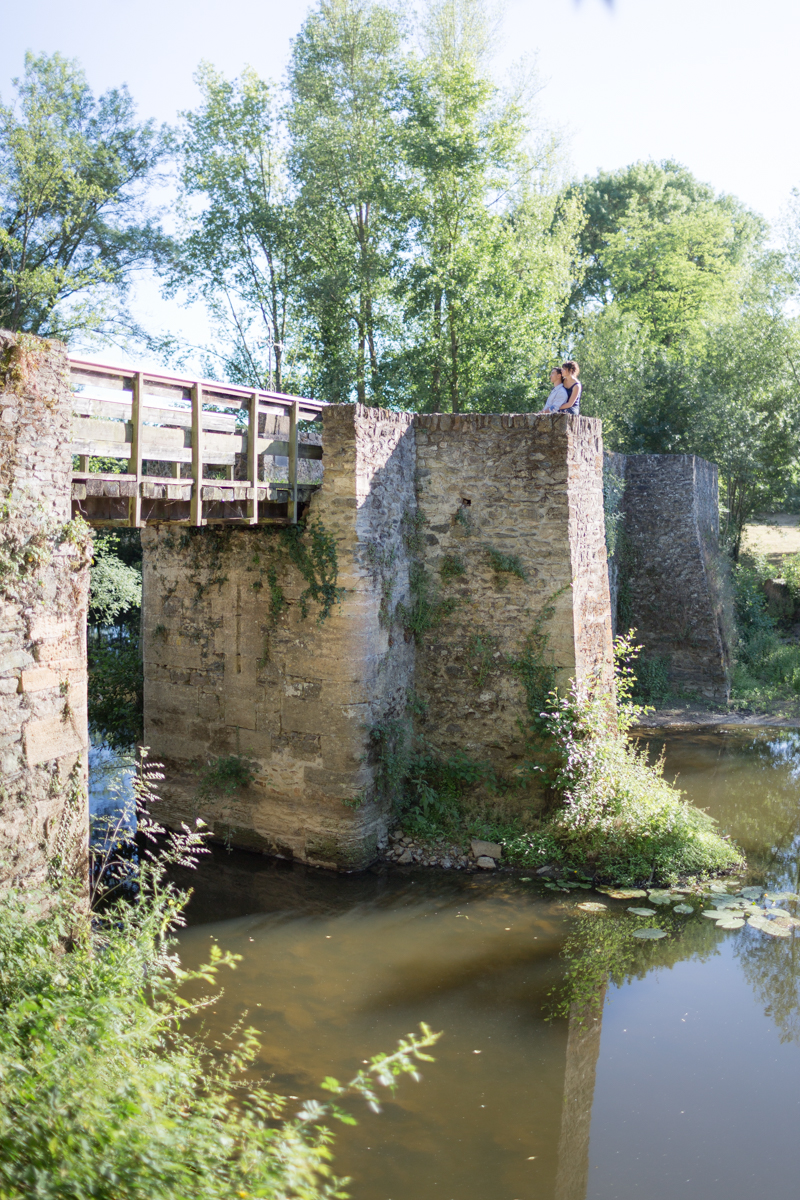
top-left (0, 333), bottom-right (730, 883)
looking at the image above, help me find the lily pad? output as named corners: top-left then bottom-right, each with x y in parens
top-left (717, 918), bottom-right (745, 929)
top-left (577, 902), bottom-right (607, 912)
top-left (648, 895), bottom-right (673, 906)
top-left (627, 907), bottom-right (657, 916)
top-left (707, 882), bottom-right (729, 892)
top-left (765, 907), bottom-right (793, 920)
top-left (765, 892), bottom-right (799, 904)
top-left (748, 913), bottom-right (793, 937)
top-left (604, 889), bottom-right (648, 900)
top-left (702, 910), bottom-right (725, 918)
top-left (633, 928), bottom-right (667, 939)
top-left (673, 904), bottom-right (695, 915)
top-left (520, 877), bottom-right (532, 882)
top-left (740, 887), bottom-right (763, 899)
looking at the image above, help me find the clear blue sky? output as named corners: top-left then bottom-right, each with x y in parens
top-left (3, 0), bottom-right (798, 360)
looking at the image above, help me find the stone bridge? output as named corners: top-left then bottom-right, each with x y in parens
top-left (0, 332), bottom-right (731, 886)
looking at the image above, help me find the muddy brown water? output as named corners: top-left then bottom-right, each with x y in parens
top-left (176, 729), bottom-right (800, 1200)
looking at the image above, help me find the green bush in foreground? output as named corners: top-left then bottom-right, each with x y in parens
top-left (504, 641), bottom-right (744, 884)
top-left (0, 828), bottom-right (438, 1197)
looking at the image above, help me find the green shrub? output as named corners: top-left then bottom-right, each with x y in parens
top-left (439, 554), bottom-right (466, 583)
top-left (0, 762), bottom-right (439, 1199)
top-left (197, 752), bottom-right (258, 799)
top-left (485, 547), bottom-right (527, 584)
top-left (504, 642), bottom-right (743, 884)
top-left (731, 557), bottom-right (800, 701)
top-left (633, 656), bottom-right (671, 705)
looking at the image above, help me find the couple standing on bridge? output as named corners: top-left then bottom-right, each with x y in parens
top-left (540, 360), bottom-right (581, 415)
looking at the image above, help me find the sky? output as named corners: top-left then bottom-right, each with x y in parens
top-left (3, 0), bottom-right (800, 364)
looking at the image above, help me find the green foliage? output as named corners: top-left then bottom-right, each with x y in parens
top-left (466, 630), bottom-right (500, 688)
top-left (568, 159), bottom-right (764, 331)
top-left (485, 546), bottom-right (526, 584)
top-left (730, 557), bottom-right (800, 700)
top-left (571, 161), bottom-right (800, 557)
top-left (89, 532), bottom-right (142, 626)
top-left (163, 63), bottom-right (300, 390)
top-left (278, 520), bottom-right (342, 622)
top-left (439, 554), bottom-right (466, 583)
top-left (87, 637), bottom-right (143, 751)
top-left (632, 656), bottom-right (671, 706)
top-left (166, 0), bottom-right (577, 409)
top-left (506, 636), bottom-right (744, 884)
top-left (86, 530), bottom-right (143, 751)
top-left (197, 753), bottom-right (258, 800)
top-left (0, 772), bottom-right (439, 1199)
top-left (396, 561), bottom-right (458, 644)
top-left (0, 52), bottom-right (167, 338)
top-left (781, 551), bottom-right (800, 598)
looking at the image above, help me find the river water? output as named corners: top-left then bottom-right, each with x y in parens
top-left (176, 728), bottom-right (800, 1200)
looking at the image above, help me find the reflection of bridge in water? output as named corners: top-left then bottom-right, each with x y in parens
top-left (68, 357), bottom-right (325, 529)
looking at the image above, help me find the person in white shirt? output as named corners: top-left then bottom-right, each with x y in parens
top-left (559, 360), bottom-right (582, 414)
top-left (541, 367), bottom-right (567, 412)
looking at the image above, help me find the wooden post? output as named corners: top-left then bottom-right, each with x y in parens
top-left (128, 371), bottom-right (144, 528)
top-left (171, 460), bottom-right (181, 480)
top-left (247, 392), bottom-right (259, 525)
top-left (288, 399), bottom-right (299, 524)
top-left (191, 382), bottom-right (204, 527)
top-left (78, 454), bottom-right (90, 474)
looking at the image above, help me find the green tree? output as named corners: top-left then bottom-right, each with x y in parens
top-left (576, 259), bottom-right (800, 557)
top-left (394, 0), bottom-right (579, 412)
top-left (166, 64), bottom-right (300, 392)
top-left (567, 159), bottom-right (764, 332)
top-left (288, 0), bottom-right (406, 405)
top-left (0, 52), bottom-right (167, 340)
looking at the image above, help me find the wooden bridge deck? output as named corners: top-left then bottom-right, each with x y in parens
top-left (69, 358), bottom-right (324, 528)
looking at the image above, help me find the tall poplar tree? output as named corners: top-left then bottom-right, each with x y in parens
top-left (288, 0), bottom-right (405, 404)
top-left (167, 64), bottom-right (299, 392)
top-left (395, 0), bottom-right (579, 412)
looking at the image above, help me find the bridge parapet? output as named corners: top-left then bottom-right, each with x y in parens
top-left (68, 358), bottom-right (325, 528)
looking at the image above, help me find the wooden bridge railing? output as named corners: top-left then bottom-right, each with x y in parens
top-left (69, 358), bottom-right (324, 528)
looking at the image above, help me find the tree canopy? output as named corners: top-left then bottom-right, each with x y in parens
top-left (0, 52), bottom-right (167, 340)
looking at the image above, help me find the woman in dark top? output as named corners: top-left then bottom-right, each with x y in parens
top-left (559, 360), bottom-right (582, 414)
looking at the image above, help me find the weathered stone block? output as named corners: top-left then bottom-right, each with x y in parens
top-left (20, 667), bottom-right (61, 693)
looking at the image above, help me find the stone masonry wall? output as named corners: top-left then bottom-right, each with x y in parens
top-left (412, 413), bottom-right (614, 789)
top-left (603, 450), bottom-right (627, 639)
top-left (142, 404), bottom-right (416, 869)
top-left (617, 454), bottom-right (729, 700)
top-left (0, 332), bottom-right (90, 892)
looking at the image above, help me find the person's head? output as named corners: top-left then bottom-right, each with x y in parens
top-left (550, 367), bottom-right (564, 386)
top-left (561, 360), bottom-right (579, 384)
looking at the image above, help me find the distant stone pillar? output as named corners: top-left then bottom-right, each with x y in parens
top-left (141, 404), bottom-right (416, 870)
top-left (412, 413), bottom-right (614, 792)
top-left (0, 332), bottom-right (90, 893)
top-left (618, 454), bottom-right (730, 701)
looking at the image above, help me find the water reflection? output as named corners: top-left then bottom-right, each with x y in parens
top-left (175, 728), bottom-right (800, 1200)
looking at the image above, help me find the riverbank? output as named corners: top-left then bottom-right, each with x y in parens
top-left (633, 704), bottom-right (800, 730)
